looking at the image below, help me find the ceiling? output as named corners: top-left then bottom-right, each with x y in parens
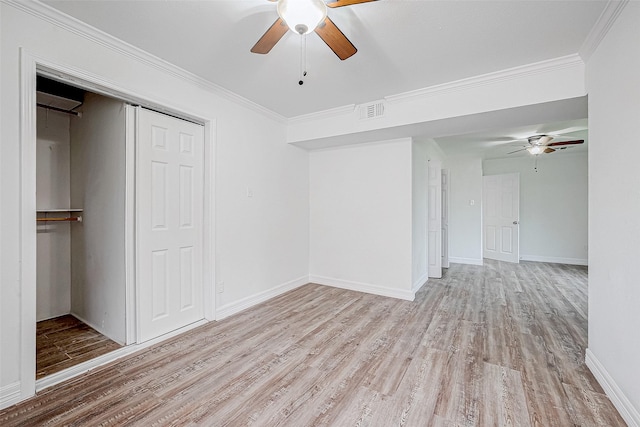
top-left (42, 0), bottom-right (607, 120)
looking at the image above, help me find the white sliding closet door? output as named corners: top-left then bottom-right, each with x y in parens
top-left (136, 107), bottom-right (205, 342)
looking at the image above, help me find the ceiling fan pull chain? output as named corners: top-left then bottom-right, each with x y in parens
top-left (299, 34), bottom-right (307, 86)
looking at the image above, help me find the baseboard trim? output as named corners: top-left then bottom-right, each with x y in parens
top-left (412, 273), bottom-right (429, 293)
top-left (520, 255), bottom-right (588, 266)
top-left (310, 275), bottom-right (415, 301)
top-left (0, 382), bottom-right (22, 410)
top-left (585, 348), bottom-right (640, 427)
top-left (215, 275), bottom-right (309, 320)
top-left (449, 257), bottom-right (484, 266)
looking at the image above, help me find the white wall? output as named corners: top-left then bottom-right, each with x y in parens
top-left (36, 107), bottom-right (72, 321)
top-left (1, 1), bottom-right (309, 405)
top-left (585, 2), bottom-right (640, 424)
top-left (411, 139), bottom-right (428, 291)
top-left (69, 93), bottom-right (126, 344)
top-left (309, 139), bottom-right (414, 300)
top-left (214, 113), bottom-right (309, 315)
top-left (446, 156), bottom-right (483, 265)
top-left (483, 153), bottom-right (588, 265)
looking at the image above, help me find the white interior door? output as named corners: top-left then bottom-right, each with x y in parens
top-left (483, 173), bottom-right (520, 263)
top-left (136, 107), bottom-right (205, 342)
top-left (428, 161), bottom-right (442, 278)
top-left (441, 169), bottom-right (449, 269)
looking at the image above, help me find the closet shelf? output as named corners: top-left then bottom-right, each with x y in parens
top-left (37, 208), bottom-right (83, 213)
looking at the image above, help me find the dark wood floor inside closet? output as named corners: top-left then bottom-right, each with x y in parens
top-left (36, 315), bottom-right (122, 380)
top-left (2, 261), bottom-right (625, 426)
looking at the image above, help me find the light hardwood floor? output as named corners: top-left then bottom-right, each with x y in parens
top-left (0, 261), bottom-right (626, 426)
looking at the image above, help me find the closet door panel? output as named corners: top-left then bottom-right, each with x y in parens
top-left (137, 108), bottom-right (204, 343)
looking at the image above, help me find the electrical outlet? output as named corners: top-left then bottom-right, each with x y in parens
top-left (217, 281), bottom-right (224, 294)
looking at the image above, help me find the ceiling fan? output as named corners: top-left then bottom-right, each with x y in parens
top-left (251, 0), bottom-right (377, 60)
top-left (508, 135), bottom-right (584, 155)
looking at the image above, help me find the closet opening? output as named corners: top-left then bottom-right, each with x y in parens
top-left (36, 76), bottom-right (127, 379)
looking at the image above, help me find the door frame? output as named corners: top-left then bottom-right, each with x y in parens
top-left (18, 50), bottom-right (216, 398)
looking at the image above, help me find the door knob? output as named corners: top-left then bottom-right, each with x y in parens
top-left (513, 221), bottom-right (519, 225)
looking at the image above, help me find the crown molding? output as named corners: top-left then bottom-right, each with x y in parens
top-left (385, 54), bottom-right (584, 104)
top-left (579, 0), bottom-right (629, 62)
top-left (3, 0), bottom-right (287, 124)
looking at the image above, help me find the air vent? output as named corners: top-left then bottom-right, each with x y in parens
top-left (359, 101), bottom-right (385, 120)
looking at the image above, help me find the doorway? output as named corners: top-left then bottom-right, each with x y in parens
top-left (36, 80), bottom-right (128, 378)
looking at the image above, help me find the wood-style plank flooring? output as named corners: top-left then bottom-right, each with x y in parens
top-left (1, 261), bottom-right (625, 426)
top-left (36, 315), bottom-right (122, 379)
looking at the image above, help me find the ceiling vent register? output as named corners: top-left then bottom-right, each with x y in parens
top-left (359, 101), bottom-right (385, 120)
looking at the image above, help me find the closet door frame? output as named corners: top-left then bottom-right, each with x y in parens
top-left (18, 50), bottom-right (216, 400)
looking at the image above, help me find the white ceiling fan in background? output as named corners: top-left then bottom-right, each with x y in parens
top-left (507, 134), bottom-right (585, 156)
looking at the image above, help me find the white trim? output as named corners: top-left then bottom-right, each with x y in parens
top-left (35, 319), bottom-right (207, 393)
top-left (449, 257), bottom-right (484, 266)
top-left (385, 54), bottom-right (583, 104)
top-left (4, 0), bottom-right (286, 124)
top-left (579, 0), bottom-right (630, 62)
top-left (412, 273), bottom-right (429, 293)
top-left (124, 106), bottom-right (136, 345)
top-left (310, 275), bottom-right (415, 301)
top-left (216, 276), bottom-right (310, 320)
top-left (203, 120), bottom-right (217, 321)
top-left (0, 382), bottom-right (22, 410)
top-left (19, 48), bottom-right (38, 405)
top-left (585, 348), bottom-right (640, 427)
top-left (520, 255), bottom-right (588, 266)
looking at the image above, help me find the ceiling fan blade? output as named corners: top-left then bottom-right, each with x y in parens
top-left (544, 148), bottom-right (556, 153)
top-left (507, 148), bottom-right (527, 154)
top-left (326, 0), bottom-right (377, 8)
top-left (315, 17), bottom-right (357, 60)
top-left (546, 139), bottom-right (584, 147)
top-left (251, 18), bottom-right (288, 54)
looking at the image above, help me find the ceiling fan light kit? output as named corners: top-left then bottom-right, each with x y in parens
top-left (527, 145), bottom-right (545, 155)
top-left (277, 0), bottom-right (328, 35)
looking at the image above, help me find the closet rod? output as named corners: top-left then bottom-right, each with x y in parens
top-left (37, 216), bottom-right (83, 222)
top-left (37, 103), bottom-right (81, 117)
